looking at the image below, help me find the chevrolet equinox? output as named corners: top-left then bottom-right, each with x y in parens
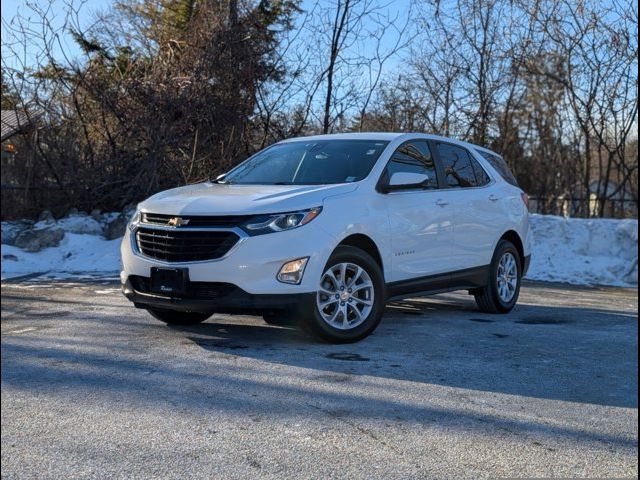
top-left (121, 133), bottom-right (532, 343)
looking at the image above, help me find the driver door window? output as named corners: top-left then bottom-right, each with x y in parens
top-left (384, 141), bottom-right (438, 189)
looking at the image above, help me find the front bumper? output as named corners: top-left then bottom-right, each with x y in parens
top-left (120, 220), bottom-right (337, 295)
top-left (122, 276), bottom-right (312, 314)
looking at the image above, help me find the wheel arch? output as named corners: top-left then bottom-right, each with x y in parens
top-left (500, 230), bottom-right (525, 268)
top-left (335, 234), bottom-right (384, 278)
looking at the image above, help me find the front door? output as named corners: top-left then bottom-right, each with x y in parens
top-left (383, 140), bottom-right (454, 283)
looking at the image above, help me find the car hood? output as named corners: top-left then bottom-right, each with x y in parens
top-left (139, 182), bottom-right (358, 215)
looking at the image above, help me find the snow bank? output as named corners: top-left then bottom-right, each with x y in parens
top-left (1, 233), bottom-right (121, 278)
top-left (526, 215), bottom-right (637, 287)
top-left (1, 213), bottom-right (638, 287)
top-left (49, 215), bottom-right (104, 235)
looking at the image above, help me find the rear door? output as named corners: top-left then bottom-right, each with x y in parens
top-left (431, 141), bottom-right (500, 273)
top-left (381, 140), bottom-right (454, 282)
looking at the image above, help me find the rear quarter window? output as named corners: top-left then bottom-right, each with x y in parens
top-left (477, 150), bottom-right (519, 187)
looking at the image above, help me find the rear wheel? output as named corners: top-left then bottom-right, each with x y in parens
top-left (147, 308), bottom-right (211, 325)
top-left (474, 239), bottom-right (522, 313)
top-left (300, 246), bottom-right (385, 343)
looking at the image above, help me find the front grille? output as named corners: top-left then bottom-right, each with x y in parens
top-left (129, 275), bottom-right (237, 299)
top-left (136, 227), bottom-right (239, 262)
top-left (142, 212), bottom-right (252, 228)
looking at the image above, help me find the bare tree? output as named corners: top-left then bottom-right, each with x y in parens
top-left (1, 0), bottom-right (636, 219)
top-left (1, 0), bottom-right (298, 216)
top-left (295, 0), bottom-right (413, 134)
top-left (527, 0), bottom-right (638, 216)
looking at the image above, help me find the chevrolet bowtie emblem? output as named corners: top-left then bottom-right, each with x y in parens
top-left (167, 217), bottom-right (189, 227)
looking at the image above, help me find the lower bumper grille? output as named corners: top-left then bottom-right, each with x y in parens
top-left (135, 227), bottom-right (239, 262)
top-left (129, 275), bottom-right (237, 300)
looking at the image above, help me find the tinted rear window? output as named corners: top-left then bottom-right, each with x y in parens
top-left (436, 143), bottom-right (487, 188)
top-left (477, 150), bottom-right (519, 187)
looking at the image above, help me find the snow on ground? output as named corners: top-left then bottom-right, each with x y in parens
top-left (527, 215), bottom-right (637, 287)
top-left (2, 233), bottom-right (121, 279)
top-left (1, 213), bottom-right (638, 287)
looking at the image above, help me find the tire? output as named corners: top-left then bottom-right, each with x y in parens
top-left (147, 308), bottom-right (211, 325)
top-left (299, 246), bottom-right (386, 343)
top-left (474, 239), bottom-right (522, 314)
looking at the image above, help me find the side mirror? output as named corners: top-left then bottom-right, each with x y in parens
top-left (211, 173), bottom-right (228, 184)
top-left (382, 171), bottom-right (431, 192)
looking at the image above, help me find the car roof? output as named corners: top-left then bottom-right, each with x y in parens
top-left (278, 132), bottom-right (404, 143)
top-left (277, 132), bottom-right (503, 157)
top-left (467, 143), bottom-right (504, 159)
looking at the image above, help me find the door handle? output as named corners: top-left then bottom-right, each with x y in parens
top-left (435, 199), bottom-right (449, 207)
top-left (489, 194), bottom-right (500, 202)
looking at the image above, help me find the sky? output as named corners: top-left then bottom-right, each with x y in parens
top-left (2, 0), bottom-right (109, 65)
top-left (1, 0), bottom-right (106, 28)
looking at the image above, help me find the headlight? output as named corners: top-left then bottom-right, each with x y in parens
top-left (127, 207), bottom-right (141, 231)
top-left (242, 207), bottom-right (322, 235)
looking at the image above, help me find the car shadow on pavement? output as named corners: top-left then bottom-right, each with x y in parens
top-left (1, 282), bottom-right (637, 451)
top-left (168, 293), bottom-right (638, 411)
top-left (2, 316), bottom-right (637, 452)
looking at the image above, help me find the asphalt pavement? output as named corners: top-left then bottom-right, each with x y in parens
top-left (1, 279), bottom-right (638, 479)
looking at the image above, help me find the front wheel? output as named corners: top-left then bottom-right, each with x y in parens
top-left (300, 246), bottom-right (386, 343)
top-left (147, 308), bottom-right (211, 325)
top-left (474, 239), bottom-right (522, 313)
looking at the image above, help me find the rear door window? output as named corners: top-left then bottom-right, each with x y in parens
top-left (471, 156), bottom-right (491, 186)
top-left (436, 143), bottom-right (486, 188)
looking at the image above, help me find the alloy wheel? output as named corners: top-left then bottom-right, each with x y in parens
top-left (497, 252), bottom-right (518, 302)
top-left (316, 262), bottom-right (375, 330)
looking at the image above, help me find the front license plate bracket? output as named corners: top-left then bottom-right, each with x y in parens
top-left (150, 267), bottom-right (188, 295)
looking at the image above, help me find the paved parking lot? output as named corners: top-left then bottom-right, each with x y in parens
top-left (1, 279), bottom-right (638, 479)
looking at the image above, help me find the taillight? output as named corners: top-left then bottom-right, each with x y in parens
top-left (520, 192), bottom-right (530, 211)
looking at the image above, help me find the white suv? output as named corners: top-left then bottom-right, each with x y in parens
top-left (121, 133), bottom-right (532, 343)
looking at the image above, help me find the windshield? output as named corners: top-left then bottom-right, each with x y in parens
top-left (221, 140), bottom-right (389, 185)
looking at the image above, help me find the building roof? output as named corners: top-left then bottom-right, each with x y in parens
top-left (1, 110), bottom-right (36, 142)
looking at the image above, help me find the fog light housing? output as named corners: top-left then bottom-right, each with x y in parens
top-left (277, 257), bottom-right (309, 285)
